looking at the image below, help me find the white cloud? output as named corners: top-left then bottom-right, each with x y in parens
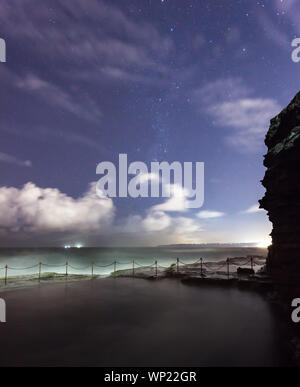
top-left (122, 184), bottom-right (203, 237)
top-left (142, 210), bottom-right (171, 232)
top-left (0, 182), bottom-right (114, 234)
top-left (210, 97), bottom-right (280, 151)
top-left (151, 184), bottom-right (189, 212)
top-left (0, 152), bottom-right (32, 167)
top-left (193, 78), bottom-right (249, 104)
top-left (193, 78), bottom-right (281, 152)
top-left (197, 210), bottom-right (225, 219)
top-left (137, 172), bottom-right (159, 184)
top-left (0, 181), bottom-right (204, 245)
top-left (172, 217), bottom-right (203, 235)
top-left (243, 204), bottom-right (264, 214)
top-left (126, 209), bottom-right (202, 238)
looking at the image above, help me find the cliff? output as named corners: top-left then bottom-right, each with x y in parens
top-left (260, 91), bottom-right (300, 278)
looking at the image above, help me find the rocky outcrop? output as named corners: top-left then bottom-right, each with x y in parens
top-left (260, 91), bottom-right (300, 278)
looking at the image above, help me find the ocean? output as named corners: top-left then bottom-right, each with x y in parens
top-left (0, 246), bottom-right (267, 277)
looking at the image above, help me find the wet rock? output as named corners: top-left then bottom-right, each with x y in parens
top-left (237, 267), bottom-right (254, 276)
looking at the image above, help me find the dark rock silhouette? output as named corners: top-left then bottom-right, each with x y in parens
top-left (260, 91), bottom-right (300, 277)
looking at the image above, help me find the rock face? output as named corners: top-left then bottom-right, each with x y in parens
top-left (260, 91), bottom-right (300, 277)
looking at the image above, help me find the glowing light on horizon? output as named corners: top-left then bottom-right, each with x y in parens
top-left (256, 238), bottom-right (271, 248)
top-left (64, 244), bottom-right (83, 249)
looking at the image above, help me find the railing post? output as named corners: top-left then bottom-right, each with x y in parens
top-left (155, 260), bottom-right (158, 277)
top-left (226, 258), bottom-right (230, 278)
top-left (200, 258), bottom-right (203, 276)
top-left (176, 258), bottom-right (179, 273)
top-left (91, 262), bottom-right (94, 278)
top-left (4, 264), bottom-right (7, 285)
top-left (132, 260), bottom-right (135, 277)
top-left (66, 261), bottom-right (68, 276)
top-left (250, 256), bottom-right (253, 270)
top-left (38, 262), bottom-right (42, 281)
top-left (114, 261), bottom-right (116, 275)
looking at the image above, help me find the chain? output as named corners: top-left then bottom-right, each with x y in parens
top-left (7, 264), bottom-right (40, 270)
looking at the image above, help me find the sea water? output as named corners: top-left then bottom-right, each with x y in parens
top-left (0, 246), bottom-right (267, 277)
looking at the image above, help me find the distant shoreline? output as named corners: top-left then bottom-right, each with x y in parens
top-left (0, 244), bottom-right (267, 249)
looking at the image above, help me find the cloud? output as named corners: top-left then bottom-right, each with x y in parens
top-left (257, 12), bottom-right (290, 50)
top-left (193, 78), bottom-right (281, 152)
top-left (0, 182), bottom-right (114, 234)
top-left (151, 184), bottom-right (189, 212)
top-left (0, 180), bottom-right (204, 245)
top-left (258, 1), bottom-right (300, 50)
top-left (0, 152), bottom-right (32, 167)
top-left (209, 97), bottom-right (281, 151)
top-left (16, 74), bottom-right (103, 124)
top-left (172, 216), bottom-right (203, 235)
top-left (0, 0), bottom-right (174, 84)
top-left (0, 123), bottom-right (108, 155)
top-left (142, 210), bottom-right (171, 232)
top-left (275, 0), bottom-right (300, 35)
top-left (0, 0), bottom-right (179, 153)
top-left (120, 183), bottom-right (203, 238)
top-left (136, 172), bottom-right (159, 185)
top-left (243, 204), bottom-right (264, 214)
top-left (193, 78), bottom-right (249, 104)
top-left (197, 210), bottom-right (225, 219)
top-left (125, 209), bottom-right (202, 238)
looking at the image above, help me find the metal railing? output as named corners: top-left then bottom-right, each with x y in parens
top-left (0, 256), bottom-right (265, 285)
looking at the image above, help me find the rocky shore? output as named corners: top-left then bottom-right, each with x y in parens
top-left (260, 91), bottom-right (300, 278)
top-left (259, 91), bottom-right (300, 366)
top-left (0, 272), bottom-right (102, 292)
top-left (0, 256), bottom-right (266, 292)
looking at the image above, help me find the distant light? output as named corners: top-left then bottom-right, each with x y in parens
top-left (76, 244), bottom-right (82, 249)
top-left (64, 245), bottom-right (70, 249)
top-left (256, 238), bottom-right (271, 248)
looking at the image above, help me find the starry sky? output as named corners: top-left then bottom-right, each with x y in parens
top-left (0, 0), bottom-right (299, 247)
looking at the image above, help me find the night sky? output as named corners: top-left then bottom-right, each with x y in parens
top-left (0, 0), bottom-right (299, 247)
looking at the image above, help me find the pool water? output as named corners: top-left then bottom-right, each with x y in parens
top-left (0, 277), bottom-right (290, 366)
